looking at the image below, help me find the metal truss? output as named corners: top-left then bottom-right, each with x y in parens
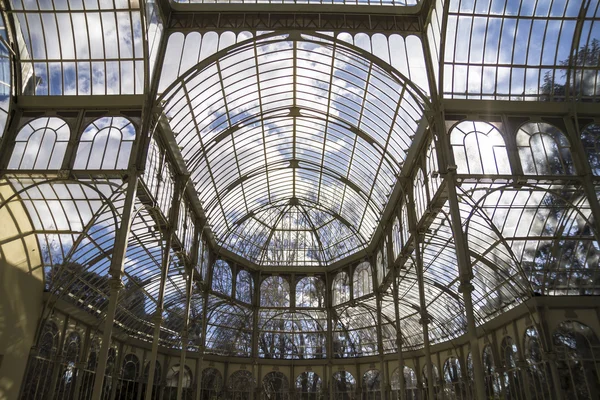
top-left (167, 11), bottom-right (421, 34)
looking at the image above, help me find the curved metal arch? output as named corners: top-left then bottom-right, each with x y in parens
top-left (456, 182), bottom-right (597, 325)
top-left (4, 178), bottom-right (127, 331)
top-left (258, 310), bottom-right (328, 332)
top-left (186, 105), bottom-right (404, 172)
top-left (160, 30), bottom-right (429, 266)
top-left (222, 197), bottom-right (368, 263)
top-left (0, 3), bottom-right (18, 120)
top-left (157, 31), bottom-right (431, 107)
top-left (203, 157), bottom-right (379, 223)
top-left (461, 182), bottom-right (600, 252)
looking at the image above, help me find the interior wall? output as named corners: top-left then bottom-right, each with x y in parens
top-left (0, 180), bottom-right (43, 400)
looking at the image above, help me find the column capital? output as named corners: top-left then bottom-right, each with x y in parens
top-left (419, 317), bottom-right (431, 325)
top-left (458, 282), bottom-right (474, 294)
top-left (152, 310), bottom-right (163, 324)
top-left (108, 277), bottom-right (124, 292)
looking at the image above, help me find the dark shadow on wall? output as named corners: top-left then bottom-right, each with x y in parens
top-left (0, 181), bottom-right (44, 400)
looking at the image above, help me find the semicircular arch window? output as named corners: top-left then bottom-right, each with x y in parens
top-left (236, 269), bottom-right (253, 304)
top-left (8, 117), bottom-right (69, 170)
top-left (211, 259), bottom-right (232, 296)
top-left (295, 372), bottom-right (322, 396)
top-left (260, 276), bottom-right (291, 307)
top-left (450, 120), bottom-right (511, 175)
top-left (74, 117), bottom-right (136, 170)
top-left (353, 261), bottom-right (373, 298)
top-left (332, 371), bottom-right (356, 398)
top-left (582, 123), bottom-right (600, 175)
top-left (517, 122), bottom-right (575, 175)
top-left (296, 276), bottom-right (325, 308)
top-left (0, 13), bottom-right (11, 139)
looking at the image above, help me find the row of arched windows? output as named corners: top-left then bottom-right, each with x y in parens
top-left (21, 318), bottom-right (600, 399)
top-left (450, 120), bottom-right (600, 176)
top-left (8, 116), bottom-right (136, 170)
top-left (208, 259), bottom-right (377, 307)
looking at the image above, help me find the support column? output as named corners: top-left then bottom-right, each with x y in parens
top-left (392, 265), bottom-right (407, 400)
top-left (91, 174), bottom-right (138, 400)
top-left (445, 179), bottom-right (488, 400)
top-left (48, 315), bottom-right (70, 399)
top-left (194, 354), bottom-right (204, 400)
top-left (406, 193), bottom-right (435, 400)
top-left (73, 326), bottom-right (92, 400)
top-left (537, 307), bottom-right (564, 400)
top-left (512, 320), bottom-right (533, 400)
top-left (145, 176), bottom-right (187, 400)
top-left (137, 350), bottom-right (147, 400)
top-left (109, 342), bottom-right (124, 400)
top-left (177, 265), bottom-right (194, 400)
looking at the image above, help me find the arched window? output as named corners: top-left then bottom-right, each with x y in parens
top-left (450, 120), bottom-right (511, 174)
top-left (501, 336), bottom-right (526, 400)
top-left (74, 117), bottom-right (136, 170)
top-left (296, 276), bottom-right (325, 307)
top-left (466, 352), bottom-right (473, 381)
top-left (55, 331), bottom-right (82, 400)
top-left (401, 201), bottom-right (410, 248)
top-left (482, 345), bottom-right (501, 399)
top-left (392, 216), bottom-right (402, 258)
top-left (332, 272), bottom-right (350, 305)
top-left (236, 269), bottom-right (253, 304)
top-left (262, 371), bottom-right (289, 400)
top-left (404, 367), bottom-right (418, 399)
top-left (201, 241), bottom-right (210, 282)
top-left (581, 123), bottom-right (600, 175)
top-left (0, 14), bottom-right (9, 139)
top-left (260, 276), bottom-right (290, 307)
top-left (211, 259), bottom-right (232, 296)
top-left (353, 262), bottom-right (372, 298)
top-left (117, 354), bottom-right (140, 400)
top-left (413, 169), bottom-right (427, 222)
top-left (376, 250), bottom-right (385, 287)
top-left (443, 357), bottom-right (465, 398)
top-left (200, 368), bottom-right (223, 400)
top-left (22, 321), bottom-right (60, 400)
top-left (142, 360), bottom-right (162, 400)
top-left (362, 369), bottom-right (381, 400)
top-left (422, 364), bottom-right (440, 394)
top-left (295, 372), bottom-right (322, 399)
top-left (164, 364), bottom-right (193, 400)
top-left (258, 311), bottom-right (326, 360)
top-left (426, 139), bottom-right (442, 194)
top-left (228, 370), bottom-right (256, 400)
top-left (553, 320), bottom-right (600, 400)
top-left (205, 302), bottom-right (252, 357)
top-left (8, 117), bottom-right (69, 170)
top-left (517, 122), bottom-right (575, 175)
top-left (79, 338), bottom-right (101, 399)
top-left (524, 326), bottom-right (552, 399)
top-left (390, 367), bottom-right (418, 400)
top-left (332, 371), bottom-right (355, 399)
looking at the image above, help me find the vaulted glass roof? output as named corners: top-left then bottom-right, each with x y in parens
top-left (160, 32), bottom-right (427, 266)
top-left (1, 0), bottom-right (599, 362)
top-left (172, 0), bottom-right (419, 6)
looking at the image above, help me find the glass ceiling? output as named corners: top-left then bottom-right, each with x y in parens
top-left (172, 0), bottom-right (419, 5)
top-left (160, 32), bottom-right (426, 266)
top-left (1, 0), bottom-right (599, 359)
